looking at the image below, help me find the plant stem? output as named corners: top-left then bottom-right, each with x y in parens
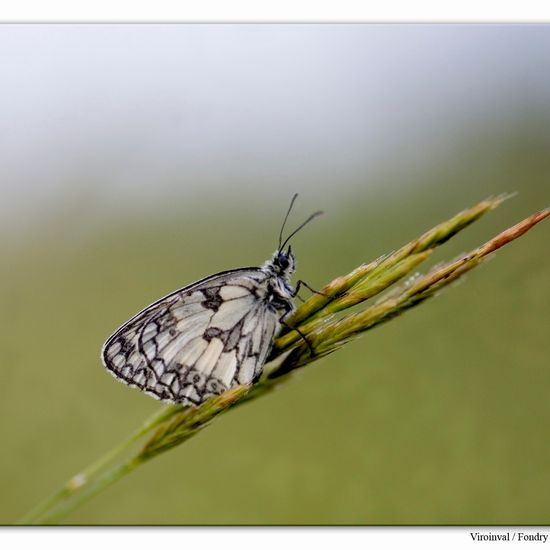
top-left (39, 457), bottom-right (145, 525)
top-left (18, 403), bottom-right (180, 524)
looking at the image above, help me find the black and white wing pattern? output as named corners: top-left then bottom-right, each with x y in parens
top-left (101, 269), bottom-right (280, 406)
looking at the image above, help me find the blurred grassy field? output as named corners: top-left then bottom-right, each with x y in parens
top-left (2, 126), bottom-right (550, 525)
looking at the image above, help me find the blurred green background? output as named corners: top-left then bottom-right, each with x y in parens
top-left (1, 24), bottom-right (550, 524)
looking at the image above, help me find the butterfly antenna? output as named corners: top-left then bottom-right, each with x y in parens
top-left (280, 210), bottom-right (324, 251)
top-left (278, 193), bottom-right (299, 250)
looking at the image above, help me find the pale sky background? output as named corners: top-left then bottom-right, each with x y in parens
top-left (1, 24), bottom-right (549, 234)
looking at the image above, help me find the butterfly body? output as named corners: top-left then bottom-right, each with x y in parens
top-left (101, 248), bottom-right (297, 406)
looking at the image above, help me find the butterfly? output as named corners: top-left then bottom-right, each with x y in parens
top-left (101, 195), bottom-right (322, 407)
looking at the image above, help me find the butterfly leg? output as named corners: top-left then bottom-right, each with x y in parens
top-left (293, 280), bottom-right (327, 302)
top-left (279, 316), bottom-right (316, 357)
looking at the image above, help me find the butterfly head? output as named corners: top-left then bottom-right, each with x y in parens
top-left (262, 246), bottom-right (296, 280)
top-left (271, 246), bottom-right (296, 278)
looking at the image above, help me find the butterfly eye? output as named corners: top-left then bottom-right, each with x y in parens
top-left (276, 253), bottom-right (289, 269)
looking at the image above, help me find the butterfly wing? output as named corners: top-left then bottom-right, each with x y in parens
top-left (101, 268), bottom-right (280, 406)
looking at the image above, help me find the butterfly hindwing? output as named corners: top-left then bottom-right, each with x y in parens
top-left (102, 269), bottom-right (280, 405)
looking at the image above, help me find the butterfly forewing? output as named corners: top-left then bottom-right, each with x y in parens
top-left (102, 268), bottom-right (280, 406)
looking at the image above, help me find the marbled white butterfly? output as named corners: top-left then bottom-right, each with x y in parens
top-left (101, 195), bottom-right (321, 406)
